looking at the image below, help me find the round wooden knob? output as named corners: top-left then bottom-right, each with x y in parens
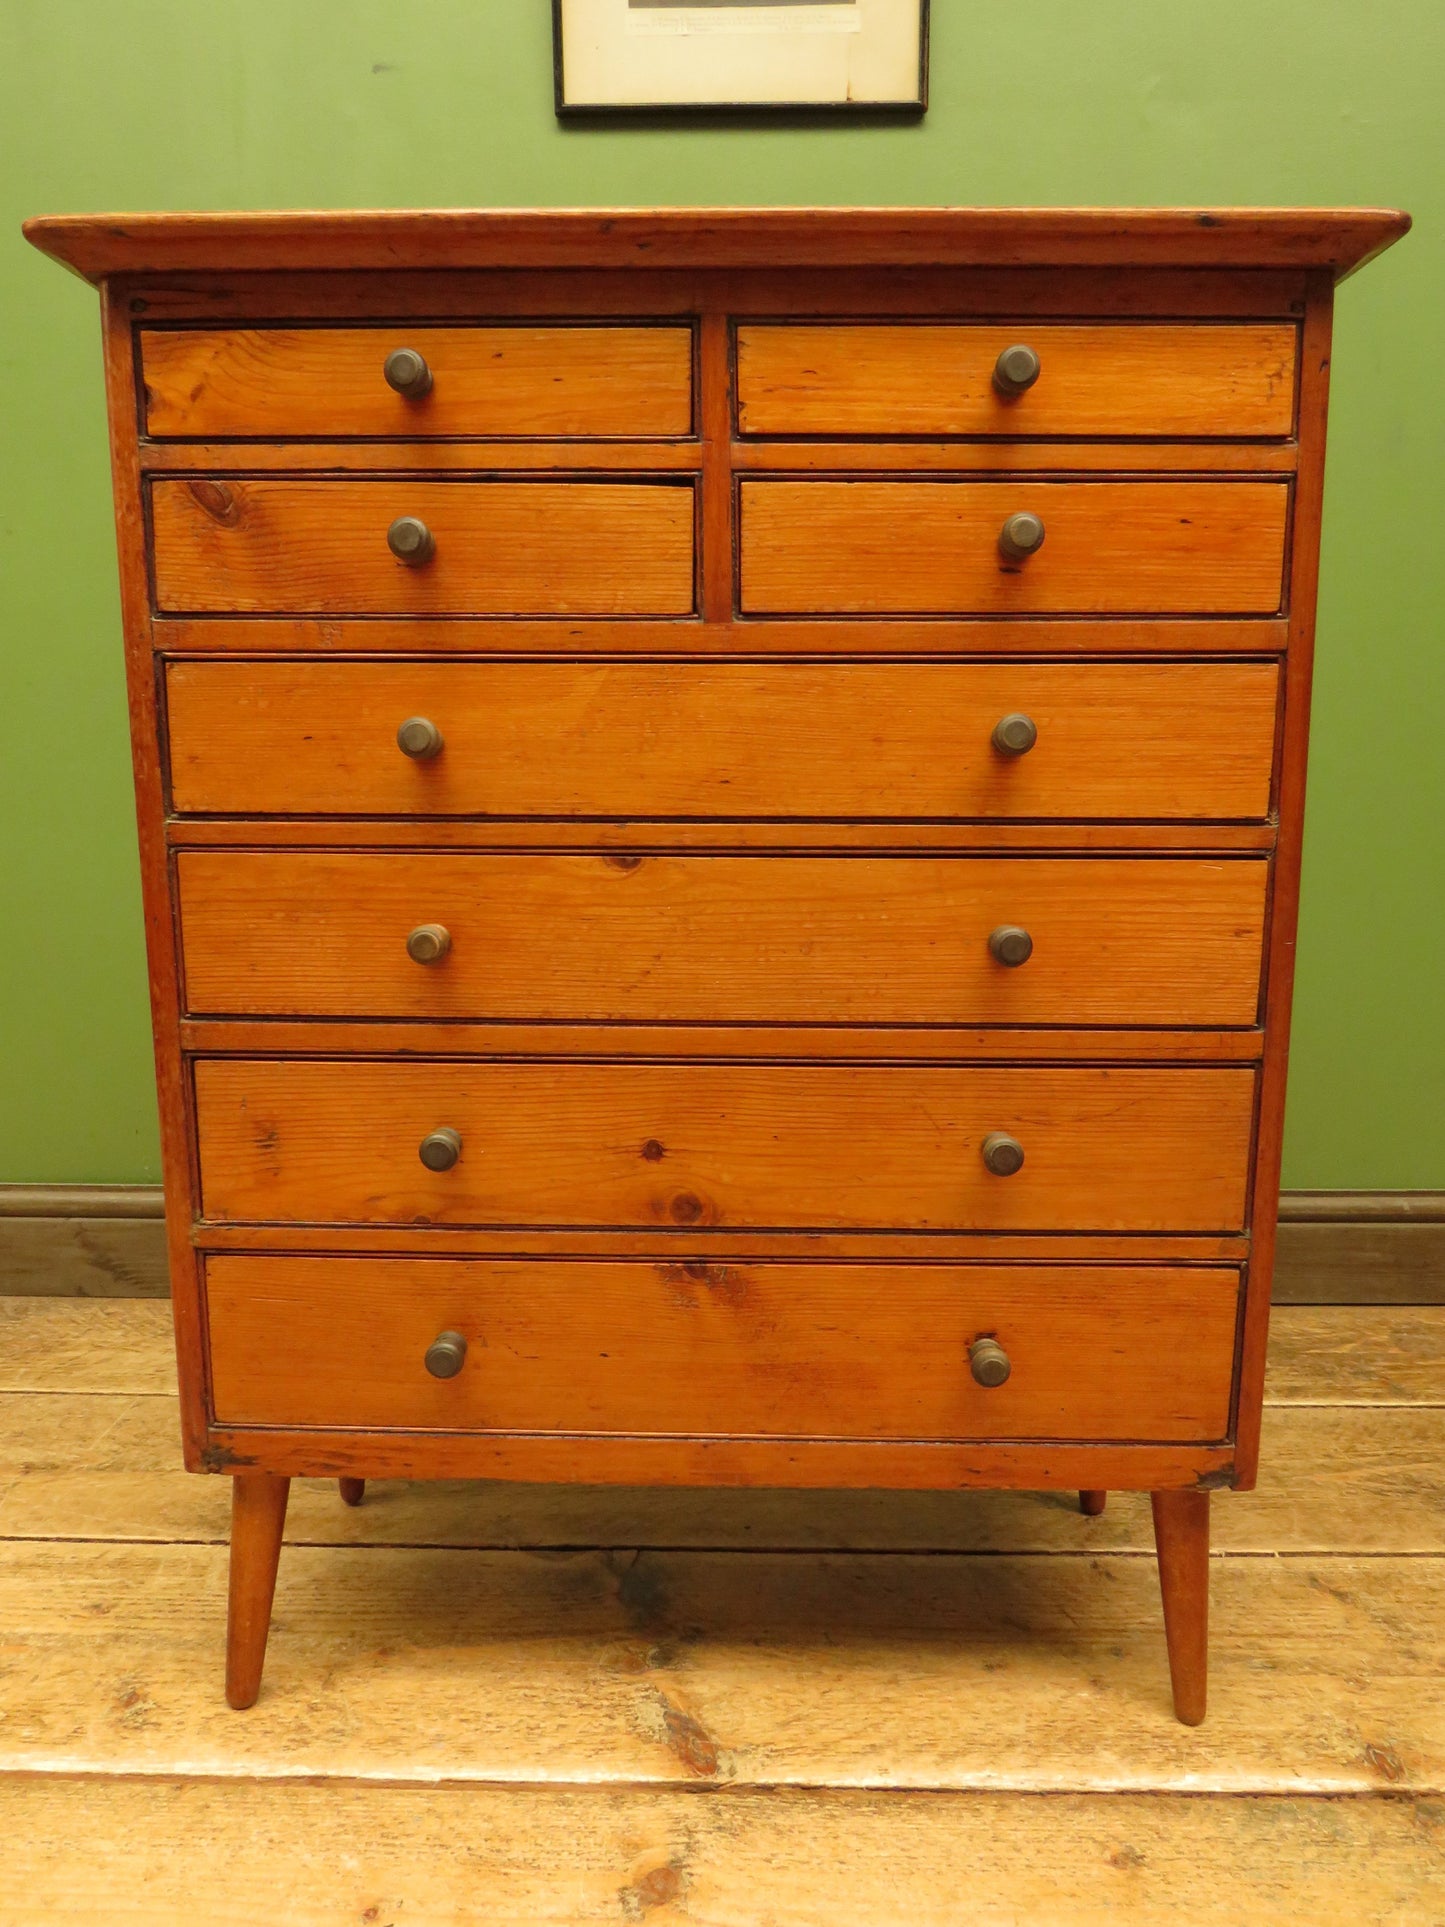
top-left (988, 925), bottom-right (1033, 967)
top-left (998, 512), bottom-right (1046, 563)
top-left (424, 1330), bottom-right (467, 1379)
top-left (384, 347), bottom-right (433, 399)
top-left (992, 344), bottom-right (1041, 398)
top-left (981, 1132), bottom-right (1025, 1177)
top-left (969, 1337), bottom-right (1012, 1387)
top-left (396, 716), bottom-right (443, 760)
top-left (419, 1127), bottom-right (462, 1172)
top-left (406, 923), bottom-right (451, 964)
top-left (388, 516), bottom-right (435, 566)
top-left (991, 713), bottom-right (1038, 757)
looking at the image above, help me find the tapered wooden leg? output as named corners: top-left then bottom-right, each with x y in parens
top-left (1079, 1489), bottom-right (1107, 1516)
top-left (1151, 1489), bottom-right (1210, 1726)
top-left (338, 1477), bottom-right (365, 1507)
top-left (226, 1473), bottom-right (290, 1710)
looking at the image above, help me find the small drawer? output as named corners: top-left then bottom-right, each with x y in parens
top-left (141, 326), bottom-right (695, 439)
top-left (165, 659), bottom-right (1280, 822)
top-left (739, 480), bottom-right (1289, 616)
top-left (205, 1254), bottom-right (1241, 1440)
top-left (194, 1059), bottom-right (1256, 1234)
top-left (150, 478), bottom-right (697, 616)
top-left (176, 852), bottom-right (1269, 1026)
top-left (736, 323), bottom-right (1297, 439)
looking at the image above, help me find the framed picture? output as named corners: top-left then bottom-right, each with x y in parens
top-left (553, 0), bottom-right (929, 115)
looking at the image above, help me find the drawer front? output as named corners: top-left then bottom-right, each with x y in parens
top-left (205, 1255), bottom-right (1241, 1440)
top-left (736, 323), bottom-right (1297, 439)
top-left (165, 659), bottom-right (1280, 822)
top-left (142, 326), bottom-right (695, 439)
top-left (177, 852), bottom-right (1269, 1025)
top-left (150, 479), bottom-right (697, 616)
top-left (739, 480), bottom-right (1289, 615)
top-left (195, 1060), bottom-right (1256, 1232)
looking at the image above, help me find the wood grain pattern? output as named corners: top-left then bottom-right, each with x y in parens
top-left (1, 1539), bottom-right (1440, 1786)
top-left (153, 613), bottom-right (1291, 656)
top-left (193, 1059), bottom-right (1256, 1233)
top-left (110, 265), bottom-right (1318, 324)
top-left (5, 1779), bottom-right (1441, 1927)
top-left (164, 659), bottom-right (1281, 823)
top-left (740, 480), bottom-right (1290, 615)
top-left (142, 325), bottom-right (695, 440)
top-left (150, 478), bottom-right (697, 616)
top-left (175, 852), bottom-right (1270, 1026)
top-left (737, 323), bottom-right (1298, 438)
top-left (167, 820), bottom-right (1279, 854)
top-left (196, 1224), bottom-right (1250, 1266)
top-left (142, 435), bottom-right (1300, 473)
top-left (174, 1018), bottom-right (1266, 1062)
top-left (11, 1396), bottom-right (1443, 1553)
top-left (0, 1298), bottom-right (175, 1394)
top-left (21, 206), bottom-right (1412, 282)
top-left (204, 1257), bottom-right (1239, 1440)
top-left (1232, 276), bottom-right (1337, 1489)
top-left (98, 288), bottom-right (210, 1463)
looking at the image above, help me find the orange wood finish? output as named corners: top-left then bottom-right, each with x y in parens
top-left (23, 206), bottom-right (1408, 1722)
top-left (175, 851), bottom-right (1269, 1026)
top-left (141, 325), bottom-right (695, 440)
top-left (224, 1472), bottom-right (289, 1710)
top-left (736, 323), bottom-right (1298, 439)
top-left (204, 1256), bottom-right (1241, 1442)
top-left (164, 659), bottom-right (1281, 823)
top-left (154, 614), bottom-right (1292, 658)
top-left (22, 206), bottom-right (1411, 282)
top-left (193, 1058), bottom-right (1256, 1233)
top-left (1152, 1488), bottom-right (1212, 1725)
top-left (150, 478), bottom-right (697, 616)
top-left (740, 480), bottom-right (1289, 615)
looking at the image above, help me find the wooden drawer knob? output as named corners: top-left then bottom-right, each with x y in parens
top-left (981, 1132), bottom-right (1025, 1177)
top-left (990, 713), bottom-right (1038, 757)
top-left (419, 1127), bottom-right (462, 1172)
top-left (383, 347), bottom-right (433, 399)
top-left (969, 1336), bottom-right (1012, 1387)
top-left (396, 716), bottom-right (444, 760)
top-left (387, 515), bottom-right (436, 566)
top-left (424, 1330), bottom-right (467, 1379)
top-left (998, 512), bottom-right (1046, 563)
top-left (988, 924), bottom-right (1033, 967)
top-left (406, 923), bottom-right (451, 965)
top-left (992, 344), bottom-right (1041, 398)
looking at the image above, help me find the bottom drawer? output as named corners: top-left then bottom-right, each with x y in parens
top-left (205, 1257), bottom-right (1240, 1443)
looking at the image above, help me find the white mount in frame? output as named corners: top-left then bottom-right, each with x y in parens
top-left (554, 0), bottom-right (929, 113)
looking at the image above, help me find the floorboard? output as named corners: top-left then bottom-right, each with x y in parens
top-left (2, 1298), bottom-right (1442, 1920)
top-left (1, 1779), bottom-right (1441, 1927)
top-left (0, 1540), bottom-right (1440, 1791)
top-left (3, 1396), bottom-right (1443, 1553)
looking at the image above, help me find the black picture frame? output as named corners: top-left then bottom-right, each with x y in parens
top-left (553, 0), bottom-right (930, 118)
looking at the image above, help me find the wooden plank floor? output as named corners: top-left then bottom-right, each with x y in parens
top-left (2, 1302), bottom-right (1443, 1922)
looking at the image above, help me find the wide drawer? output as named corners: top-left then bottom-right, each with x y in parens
top-left (204, 1255), bottom-right (1241, 1439)
top-left (176, 852), bottom-right (1269, 1025)
top-left (165, 659), bottom-right (1280, 821)
top-left (150, 479), bottom-right (697, 616)
top-left (141, 326), bottom-right (695, 439)
top-left (194, 1060), bottom-right (1256, 1232)
top-left (739, 480), bottom-right (1289, 615)
top-left (736, 323), bottom-right (1297, 439)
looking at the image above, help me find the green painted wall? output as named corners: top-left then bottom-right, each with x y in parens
top-left (1, 1), bottom-right (1439, 1187)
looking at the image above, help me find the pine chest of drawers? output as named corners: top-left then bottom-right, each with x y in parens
top-left (26, 205), bottom-right (1409, 1722)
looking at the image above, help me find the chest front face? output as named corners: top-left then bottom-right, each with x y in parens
top-left (89, 249), bottom-right (1330, 1498)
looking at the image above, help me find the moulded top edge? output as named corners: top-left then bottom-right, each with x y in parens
top-left (21, 206), bottom-right (1412, 287)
